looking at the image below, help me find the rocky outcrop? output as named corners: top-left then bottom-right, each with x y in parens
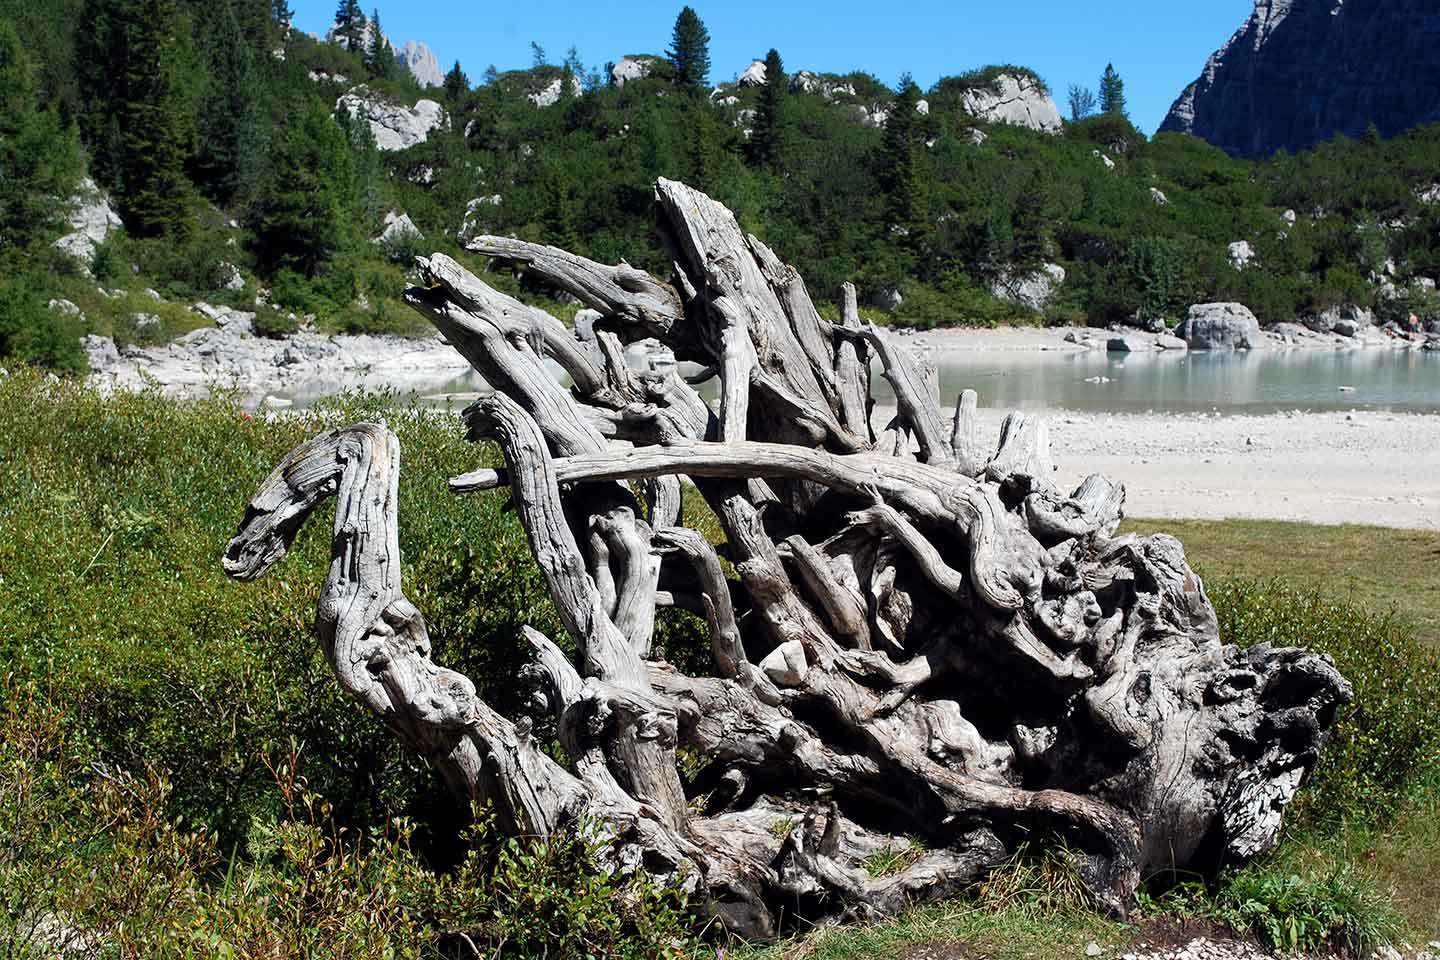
top-left (54, 178), bottom-right (123, 268)
top-left (991, 263), bottom-right (1066, 311)
top-left (456, 195), bottom-right (502, 242)
top-left (610, 56), bottom-right (659, 87)
top-left (85, 308), bottom-right (470, 403)
top-left (336, 90), bottom-right (444, 151)
top-left (1161, 0), bottom-right (1440, 158)
top-left (399, 40), bottom-right (443, 88)
top-left (529, 74), bottom-right (581, 107)
top-left (374, 211), bottom-right (421, 246)
top-left (738, 59), bottom-right (767, 87)
top-left (790, 71), bottom-right (858, 100)
top-left (1303, 304), bottom-right (1375, 335)
top-left (958, 73), bottom-right (1062, 134)
top-left (1227, 241), bottom-right (1255, 270)
top-left (1178, 303), bottom-right (1263, 350)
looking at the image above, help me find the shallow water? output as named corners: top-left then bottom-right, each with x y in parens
top-left (276, 346), bottom-right (1440, 416)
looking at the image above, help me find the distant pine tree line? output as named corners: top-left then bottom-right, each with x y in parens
top-left (2, 0), bottom-right (1439, 373)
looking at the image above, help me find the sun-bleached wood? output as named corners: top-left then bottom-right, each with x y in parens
top-left (225, 180), bottom-right (1352, 939)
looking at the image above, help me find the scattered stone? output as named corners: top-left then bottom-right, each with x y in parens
top-left (868, 288), bottom-right (904, 311)
top-left (218, 262), bottom-right (245, 291)
top-left (143, 287), bottom-right (163, 301)
top-left (132, 313), bottom-right (161, 332)
top-left (1094, 150), bottom-right (1116, 171)
top-left (82, 335), bottom-right (120, 371)
top-left (1085, 942), bottom-right (1103, 958)
top-left (1150, 187), bottom-right (1169, 205)
top-left (1303, 303), bottom-right (1374, 334)
top-left (1227, 240), bottom-right (1255, 269)
top-left (759, 639), bottom-right (808, 686)
top-left (48, 299), bottom-right (82, 318)
top-left (965, 127), bottom-right (988, 146)
top-left (1282, 208), bottom-right (1297, 225)
top-left (457, 195), bottom-right (503, 242)
top-left (1107, 334), bottom-right (1154, 353)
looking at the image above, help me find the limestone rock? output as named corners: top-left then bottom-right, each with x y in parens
top-left (48, 299), bottom-right (82, 319)
top-left (1227, 240), bottom-right (1255, 270)
top-left (399, 40), bottom-right (443, 88)
top-left (1150, 188), bottom-right (1169, 205)
top-left (1094, 150), bottom-right (1116, 171)
top-left (738, 59), bottom-right (767, 87)
top-left (1156, 333), bottom-right (1189, 350)
top-left (218, 262), bottom-right (245, 291)
top-left (335, 90), bottom-right (444, 151)
top-left (1303, 304), bottom-right (1374, 334)
top-left (54, 178), bottom-right (124, 267)
top-left (759, 639), bottom-right (809, 686)
top-left (457, 195), bottom-right (502, 242)
top-left (1107, 334), bottom-right (1154, 353)
top-left (1178, 302), bottom-right (1263, 350)
top-left (965, 127), bottom-right (988, 146)
top-left (1161, 0), bottom-right (1440, 158)
top-left (610, 56), bottom-right (658, 88)
top-left (529, 74), bottom-right (582, 108)
top-left (991, 263), bottom-right (1066, 312)
top-left (790, 71), bottom-right (857, 100)
top-left (958, 72), bottom-right (1062, 134)
top-left (868, 288), bottom-right (904, 311)
top-left (374, 211), bottom-right (422, 246)
top-left (82, 335), bottom-right (120, 372)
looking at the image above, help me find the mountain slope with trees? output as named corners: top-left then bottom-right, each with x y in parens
top-left (2, 0), bottom-right (1440, 372)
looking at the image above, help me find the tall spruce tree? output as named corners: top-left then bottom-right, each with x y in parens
top-left (749, 48), bottom-right (786, 168)
top-left (194, 0), bottom-right (257, 203)
top-left (443, 60), bottom-right (469, 121)
top-left (667, 6), bottom-right (710, 91)
top-left (1099, 63), bottom-right (1127, 118)
top-left (1067, 83), bottom-right (1096, 123)
top-left (76, 0), bottom-right (127, 191)
top-left (365, 8), bottom-right (394, 78)
top-left (0, 18), bottom-right (84, 252)
top-left (270, 0), bottom-right (291, 28)
top-left (252, 101), bottom-right (355, 276)
top-left (333, 0), bottom-right (364, 50)
top-left (118, 0), bottom-right (194, 236)
top-left (879, 74), bottom-right (922, 239)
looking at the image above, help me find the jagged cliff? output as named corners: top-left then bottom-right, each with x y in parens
top-left (1161, 0), bottom-right (1440, 158)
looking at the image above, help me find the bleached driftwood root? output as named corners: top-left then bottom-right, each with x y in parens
top-left (225, 179), bottom-right (1351, 938)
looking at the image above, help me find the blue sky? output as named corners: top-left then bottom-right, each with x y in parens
top-left (291, 0), bottom-right (1253, 133)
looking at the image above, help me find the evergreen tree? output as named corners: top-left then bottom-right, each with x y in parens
top-left (1067, 84), bottom-right (1096, 123)
top-left (749, 48), bottom-right (786, 168)
top-left (667, 6), bottom-right (710, 91)
top-left (118, 0), bottom-right (194, 237)
top-left (333, 0), bottom-right (364, 50)
top-left (0, 18), bottom-right (84, 252)
top-left (1009, 169), bottom-right (1048, 270)
top-left (530, 41), bottom-right (547, 68)
top-left (1099, 63), bottom-right (1127, 118)
top-left (879, 74), bottom-right (922, 239)
top-left (75, 0), bottom-right (128, 191)
top-left (252, 101), bottom-right (356, 276)
top-left (443, 60), bottom-right (469, 111)
top-left (270, 0), bottom-right (291, 28)
top-left (365, 8), bottom-right (394, 79)
top-left (194, 0), bottom-right (257, 203)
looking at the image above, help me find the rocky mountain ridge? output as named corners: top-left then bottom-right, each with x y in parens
top-left (1162, 0), bottom-right (1440, 157)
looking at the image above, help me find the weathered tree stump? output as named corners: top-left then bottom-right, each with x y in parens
top-left (224, 179), bottom-right (1351, 938)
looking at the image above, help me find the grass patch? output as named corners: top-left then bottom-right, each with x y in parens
top-left (1126, 517), bottom-right (1440, 648)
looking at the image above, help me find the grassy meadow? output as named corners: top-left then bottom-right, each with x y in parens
top-left (1, 369), bottom-right (1437, 958)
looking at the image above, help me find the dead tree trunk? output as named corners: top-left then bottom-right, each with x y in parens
top-left (224, 179), bottom-right (1352, 939)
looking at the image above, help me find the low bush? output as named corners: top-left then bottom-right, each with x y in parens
top-left (1211, 580), bottom-right (1440, 829)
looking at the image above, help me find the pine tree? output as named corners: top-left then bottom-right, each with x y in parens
top-left (667, 6), bottom-right (710, 91)
top-left (1099, 63), bottom-right (1127, 118)
top-left (252, 101), bottom-right (356, 276)
top-left (118, 0), bottom-right (194, 237)
top-left (749, 48), bottom-right (786, 168)
top-left (365, 8), bottom-right (394, 79)
top-left (879, 74), bottom-right (922, 239)
top-left (76, 0), bottom-right (128, 191)
top-left (0, 18), bottom-right (85, 252)
top-left (1009, 169), bottom-right (1048, 270)
top-left (530, 41), bottom-right (547, 68)
top-left (194, 0), bottom-right (257, 203)
top-left (270, 0), bottom-right (292, 28)
top-left (443, 60), bottom-right (469, 106)
top-left (333, 0), bottom-right (364, 51)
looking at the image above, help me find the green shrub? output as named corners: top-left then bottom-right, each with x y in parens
top-left (1211, 580), bottom-right (1440, 828)
top-left (0, 271), bottom-right (85, 372)
top-left (252, 309), bottom-right (299, 339)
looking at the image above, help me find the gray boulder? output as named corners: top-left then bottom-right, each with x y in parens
top-left (958, 73), bottom-right (1062, 134)
top-left (1107, 334), bottom-right (1154, 353)
top-left (54, 178), bottom-right (124, 268)
top-left (335, 90), bottom-right (444, 151)
top-left (1227, 240), bottom-right (1255, 269)
top-left (1303, 304), bottom-right (1374, 334)
top-left (82, 335), bottom-right (120, 372)
top-left (738, 59), bottom-right (767, 87)
top-left (610, 56), bottom-right (657, 88)
top-left (991, 263), bottom-right (1066, 312)
top-left (48, 299), bottom-right (83, 319)
top-left (374, 211), bottom-right (422, 246)
top-left (1178, 303), bottom-right (1262, 350)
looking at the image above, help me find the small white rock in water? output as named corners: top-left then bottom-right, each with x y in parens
top-left (1084, 375), bottom-right (1112, 384)
top-left (1339, 385), bottom-right (1356, 392)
